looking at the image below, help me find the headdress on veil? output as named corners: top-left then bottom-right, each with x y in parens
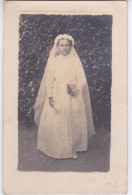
top-left (34, 34), bottom-right (95, 138)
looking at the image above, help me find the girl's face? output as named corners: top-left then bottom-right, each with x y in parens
top-left (57, 39), bottom-right (72, 56)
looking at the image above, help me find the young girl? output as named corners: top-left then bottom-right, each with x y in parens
top-left (34, 34), bottom-right (95, 159)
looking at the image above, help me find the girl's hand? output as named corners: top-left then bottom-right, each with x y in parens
top-left (71, 92), bottom-right (76, 96)
top-left (49, 97), bottom-right (54, 107)
top-left (71, 88), bottom-right (79, 96)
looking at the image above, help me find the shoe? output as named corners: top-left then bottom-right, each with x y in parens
top-left (73, 153), bottom-right (77, 158)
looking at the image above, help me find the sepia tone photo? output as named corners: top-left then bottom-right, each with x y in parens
top-left (18, 14), bottom-right (112, 172)
top-left (3, 1), bottom-right (127, 194)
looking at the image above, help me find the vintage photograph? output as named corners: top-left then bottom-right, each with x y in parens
top-left (18, 14), bottom-right (112, 172)
top-left (3, 1), bottom-right (127, 194)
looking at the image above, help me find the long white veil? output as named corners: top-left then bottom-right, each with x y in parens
top-left (34, 34), bottom-right (95, 138)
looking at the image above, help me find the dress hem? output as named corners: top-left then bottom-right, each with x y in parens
top-left (37, 146), bottom-right (87, 159)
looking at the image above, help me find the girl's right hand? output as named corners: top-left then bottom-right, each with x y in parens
top-left (49, 97), bottom-right (54, 107)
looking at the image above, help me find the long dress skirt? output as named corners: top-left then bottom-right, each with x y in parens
top-left (37, 82), bottom-right (88, 159)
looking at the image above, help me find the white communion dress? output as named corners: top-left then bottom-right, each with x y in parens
top-left (34, 53), bottom-right (95, 159)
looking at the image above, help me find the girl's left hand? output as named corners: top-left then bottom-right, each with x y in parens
top-left (71, 88), bottom-right (79, 96)
top-left (71, 92), bottom-right (76, 96)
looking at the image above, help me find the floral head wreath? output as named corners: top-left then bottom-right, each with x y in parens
top-left (54, 34), bottom-right (74, 46)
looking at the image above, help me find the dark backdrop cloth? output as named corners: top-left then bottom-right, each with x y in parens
top-left (19, 15), bottom-right (112, 131)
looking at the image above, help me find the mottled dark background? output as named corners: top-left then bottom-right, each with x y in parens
top-left (19, 15), bottom-right (112, 131)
